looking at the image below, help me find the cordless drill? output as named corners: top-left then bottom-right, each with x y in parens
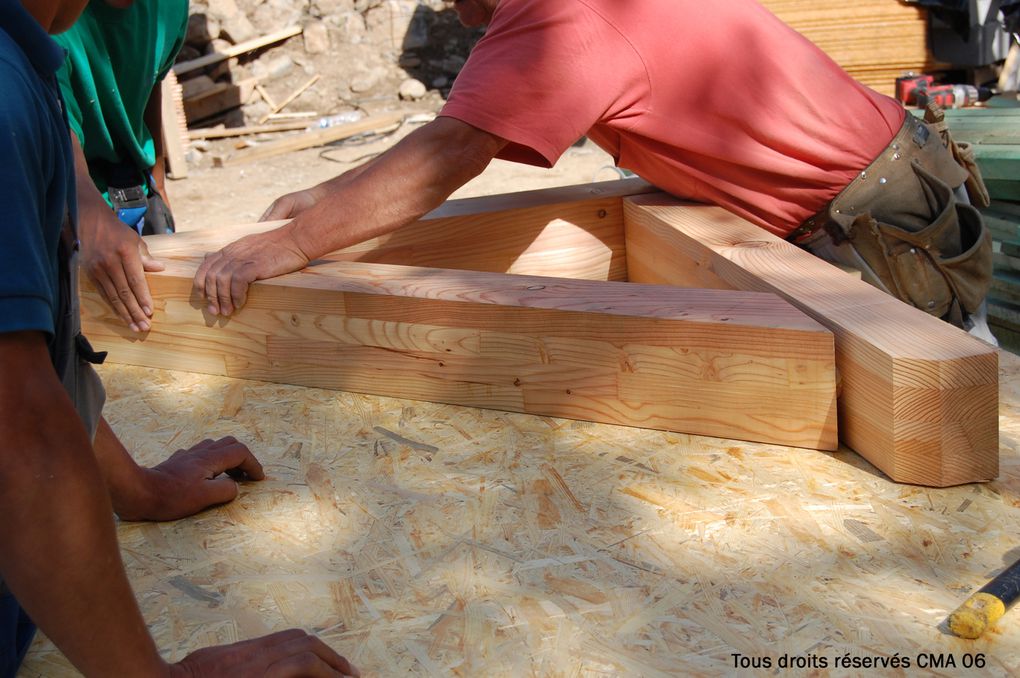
top-left (894, 72), bottom-right (993, 109)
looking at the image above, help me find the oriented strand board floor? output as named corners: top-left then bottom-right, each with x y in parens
top-left (19, 353), bottom-right (1020, 676)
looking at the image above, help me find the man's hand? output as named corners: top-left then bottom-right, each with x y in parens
top-left (81, 209), bottom-right (165, 332)
top-left (168, 629), bottom-right (360, 677)
top-left (261, 185), bottom-right (327, 222)
top-left (115, 436), bottom-right (266, 522)
top-left (194, 227), bottom-right (310, 317)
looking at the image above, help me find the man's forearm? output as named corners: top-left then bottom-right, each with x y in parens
top-left (287, 117), bottom-right (505, 260)
top-left (92, 417), bottom-right (157, 521)
top-left (0, 333), bottom-right (167, 677)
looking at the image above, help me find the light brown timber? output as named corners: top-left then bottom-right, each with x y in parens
top-left (159, 71), bottom-right (188, 179)
top-left (82, 252), bottom-right (838, 450)
top-left (623, 193), bottom-right (999, 486)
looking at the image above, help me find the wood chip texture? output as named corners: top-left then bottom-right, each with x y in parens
top-left (17, 351), bottom-right (1020, 676)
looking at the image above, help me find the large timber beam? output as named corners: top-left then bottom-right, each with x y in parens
top-left (624, 193), bottom-right (999, 486)
top-left (82, 258), bottom-right (838, 450)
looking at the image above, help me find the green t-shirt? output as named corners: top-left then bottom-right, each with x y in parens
top-left (54, 0), bottom-right (188, 201)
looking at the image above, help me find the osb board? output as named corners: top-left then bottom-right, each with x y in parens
top-left (19, 354), bottom-right (1020, 677)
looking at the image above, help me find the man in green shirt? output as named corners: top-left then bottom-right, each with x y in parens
top-left (54, 0), bottom-right (187, 333)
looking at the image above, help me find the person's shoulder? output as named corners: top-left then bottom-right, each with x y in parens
top-left (0, 32), bottom-right (42, 104)
top-left (0, 38), bottom-right (51, 142)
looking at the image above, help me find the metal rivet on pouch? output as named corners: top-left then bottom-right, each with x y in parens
top-left (893, 153), bottom-right (901, 160)
top-left (879, 177), bottom-right (888, 184)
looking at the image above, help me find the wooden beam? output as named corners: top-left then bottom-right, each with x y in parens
top-left (257, 74), bottom-right (320, 125)
top-left (221, 112), bottom-right (405, 166)
top-left (82, 256), bottom-right (837, 450)
top-left (173, 26), bottom-right (303, 77)
top-left (159, 71), bottom-right (188, 179)
top-left (623, 193), bottom-right (998, 486)
top-left (141, 179), bottom-right (655, 282)
top-left (188, 120), bottom-right (314, 140)
top-left (182, 81), bottom-right (253, 124)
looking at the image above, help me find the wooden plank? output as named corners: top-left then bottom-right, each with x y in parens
top-left (188, 120), bottom-right (314, 140)
top-left (623, 194), bottom-right (998, 487)
top-left (173, 26), bottom-right (303, 76)
top-left (760, 0), bottom-right (941, 97)
top-left (183, 80), bottom-right (256, 124)
top-left (222, 112), bottom-right (405, 166)
top-left (257, 74), bottom-right (320, 125)
top-left (159, 71), bottom-right (188, 179)
top-left (81, 258), bottom-right (838, 450)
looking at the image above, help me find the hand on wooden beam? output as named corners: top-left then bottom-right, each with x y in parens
top-left (74, 134), bottom-right (165, 332)
top-left (81, 213), bottom-right (165, 332)
top-left (194, 226), bottom-right (310, 317)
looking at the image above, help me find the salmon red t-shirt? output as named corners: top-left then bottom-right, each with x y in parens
top-left (440, 0), bottom-right (906, 237)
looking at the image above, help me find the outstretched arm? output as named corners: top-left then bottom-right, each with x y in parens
top-left (195, 116), bottom-right (507, 316)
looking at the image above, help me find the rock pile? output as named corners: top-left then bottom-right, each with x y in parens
top-left (177, 0), bottom-right (483, 129)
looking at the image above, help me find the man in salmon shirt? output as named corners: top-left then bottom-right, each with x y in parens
top-left (194, 0), bottom-right (994, 341)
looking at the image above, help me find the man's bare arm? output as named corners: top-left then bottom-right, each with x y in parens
top-left (0, 332), bottom-right (359, 676)
top-left (195, 116), bottom-right (507, 316)
top-left (0, 331), bottom-right (167, 676)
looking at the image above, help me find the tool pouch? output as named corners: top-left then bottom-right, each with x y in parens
top-left (924, 103), bottom-right (991, 209)
top-left (834, 160), bottom-right (992, 324)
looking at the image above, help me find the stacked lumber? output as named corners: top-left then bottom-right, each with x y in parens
top-left (983, 201), bottom-right (1020, 350)
top-left (925, 106), bottom-right (1020, 201)
top-left (761, 0), bottom-right (941, 97)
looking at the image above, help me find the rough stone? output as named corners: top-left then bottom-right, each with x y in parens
top-left (186, 13), bottom-right (220, 46)
top-left (205, 38), bottom-right (233, 55)
top-left (251, 4), bottom-right (302, 33)
top-left (219, 12), bottom-right (256, 44)
top-left (206, 0), bottom-right (239, 21)
top-left (333, 12), bottom-right (366, 45)
top-left (314, 0), bottom-right (356, 16)
top-left (265, 55), bottom-right (295, 80)
top-left (439, 55), bottom-right (466, 73)
top-left (177, 44), bottom-right (202, 63)
top-left (398, 78), bottom-right (427, 100)
top-left (350, 66), bottom-right (388, 93)
top-left (303, 21), bottom-right (331, 54)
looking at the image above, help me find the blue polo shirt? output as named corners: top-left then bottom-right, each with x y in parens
top-left (0, 0), bottom-right (76, 341)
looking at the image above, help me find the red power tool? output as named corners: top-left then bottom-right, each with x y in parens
top-left (895, 72), bottom-right (993, 108)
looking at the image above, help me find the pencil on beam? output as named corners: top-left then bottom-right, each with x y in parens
top-left (947, 556), bottom-right (1020, 639)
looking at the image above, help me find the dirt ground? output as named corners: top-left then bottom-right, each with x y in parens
top-left (167, 122), bottom-right (617, 232)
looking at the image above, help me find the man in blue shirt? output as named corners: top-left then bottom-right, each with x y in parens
top-left (0, 1), bottom-right (358, 676)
